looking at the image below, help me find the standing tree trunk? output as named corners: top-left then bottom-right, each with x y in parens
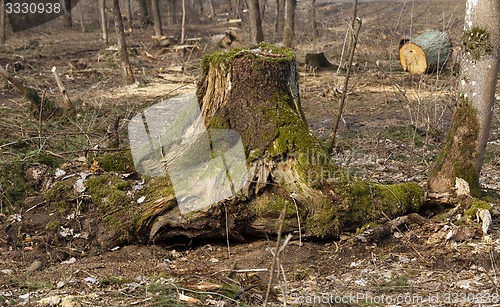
top-left (249, 0), bottom-right (264, 44)
top-left (0, 0), bottom-right (6, 45)
top-left (428, 0), bottom-right (500, 197)
top-left (99, 0), bottom-right (108, 45)
top-left (274, 0), bottom-right (284, 40)
top-left (260, 0), bottom-right (267, 19)
top-left (283, 0), bottom-right (296, 47)
top-left (63, 0), bottom-right (73, 28)
top-left (311, 0), bottom-right (318, 37)
top-left (126, 0), bottom-right (133, 32)
top-left (209, 0), bottom-right (216, 18)
top-left (167, 0), bottom-right (177, 25)
top-left (180, 0), bottom-right (186, 43)
top-left (137, 0), bottom-right (151, 25)
top-left (151, 0), bottom-right (163, 36)
top-left (111, 0), bottom-right (135, 85)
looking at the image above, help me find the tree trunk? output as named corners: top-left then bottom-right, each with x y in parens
top-left (399, 29), bottom-right (452, 74)
top-left (260, 0), bottom-right (267, 19)
top-left (111, 0), bottom-right (135, 85)
top-left (311, 0), bottom-right (318, 37)
top-left (63, 0), bottom-right (73, 28)
top-left (209, 0), bottom-right (216, 18)
top-left (137, 0), bottom-right (151, 25)
top-left (274, 0), bottom-right (284, 40)
top-left (99, 0), bottom-right (108, 45)
top-left (249, 0), bottom-right (264, 44)
top-left (167, 0), bottom-right (177, 25)
top-left (0, 0), bottom-right (5, 45)
top-left (283, 0), bottom-right (296, 47)
top-left (127, 45), bottom-right (424, 244)
top-left (151, 0), bottom-right (163, 36)
top-left (126, 0), bottom-right (133, 32)
top-left (181, 0), bottom-right (186, 43)
top-left (428, 0), bottom-right (500, 197)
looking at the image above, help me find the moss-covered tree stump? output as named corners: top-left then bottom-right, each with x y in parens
top-left (132, 44), bottom-right (425, 242)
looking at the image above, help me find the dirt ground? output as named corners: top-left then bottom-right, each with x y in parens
top-left (1, 0), bottom-right (500, 306)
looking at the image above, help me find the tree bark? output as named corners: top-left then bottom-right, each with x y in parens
top-left (63, 0), bottom-right (73, 28)
top-left (111, 0), bottom-right (135, 85)
top-left (151, 0), bottom-right (163, 36)
top-left (274, 0), bottom-right (284, 40)
top-left (249, 0), bottom-right (264, 44)
top-left (428, 0), bottom-right (500, 197)
top-left (99, 0), bottom-right (108, 45)
top-left (283, 0), bottom-right (296, 47)
top-left (0, 0), bottom-right (5, 45)
top-left (128, 45), bottom-right (424, 244)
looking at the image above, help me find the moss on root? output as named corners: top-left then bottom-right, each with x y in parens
top-left (464, 198), bottom-right (492, 218)
top-left (429, 102), bottom-right (481, 196)
top-left (96, 151), bottom-right (135, 173)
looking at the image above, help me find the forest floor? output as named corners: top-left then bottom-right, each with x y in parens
top-left (1, 0), bottom-right (500, 306)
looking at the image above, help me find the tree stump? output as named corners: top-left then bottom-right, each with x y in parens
top-left (399, 29), bottom-right (452, 74)
top-left (129, 44), bottom-right (425, 244)
top-left (305, 52), bottom-right (337, 70)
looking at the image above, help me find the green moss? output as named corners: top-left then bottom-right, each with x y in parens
top-left (464, 199), bottom-right (492, 218)
top-left (45, 220), bottom-right (61, 231)
top-left (462, 27), bottom-right (493, 61)
top-left (336, 180), bottom-right (423, 231)
top-left (96, 151), bottom-right (135, 172)
top-left (356, 221), bottom-right (378, 235)
top-left (306, 200), bottom-right (341, 237)
top-left (201, 42), bottom-right (296, 74)
top-left (45, 180), bottom-right (75, 211)
top-left (85, 175), bottom-right (131, 209)
top-left (430, 103), bottom-right (481, 196)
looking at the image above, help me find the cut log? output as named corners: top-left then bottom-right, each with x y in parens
top-left (399, 29), bottom-right (452, 74)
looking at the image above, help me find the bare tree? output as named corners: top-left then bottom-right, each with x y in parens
top-left (283, 0), bottom-right (296, 47)
top-left (260, 0), bottom-right (268, 19)
top-left (0, 0), bottom-right (5, 45)
top-left (99, 0), bottom-right (108, 45)
top-left (209, 0), bottom-right (216, 18)
top-left (137, 0), bottom-right (151, 25)
top-left (111, 0), bottom-right (135, 85)
top-left (429, 0), bottom-right (500, 196)
top-left (311, 0), bottom-right (318, 37)
top-left (126, 0), bottom-right (133, 32)
top-left (181, 0), bottom-right (186, 43)
top-left (249, 0), bottom-right (264, 44)
top-left (151, 0), bottom-right (163, 36)
top-left (167, 0), bottom-right (177, 25)
top-left (63, 0), bottom-right (73, 28)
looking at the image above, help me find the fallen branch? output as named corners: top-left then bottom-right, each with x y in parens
top-left (0, 64), bottom-right (58, 115)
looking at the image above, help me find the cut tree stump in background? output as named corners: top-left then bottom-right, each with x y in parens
top-left (305, 52), bottom-right (338, 70)
top-left (399, 29), bottom-right (452, 74)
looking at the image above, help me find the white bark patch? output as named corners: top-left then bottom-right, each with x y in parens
top-left (465, 0), bottom-right (478, 29)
